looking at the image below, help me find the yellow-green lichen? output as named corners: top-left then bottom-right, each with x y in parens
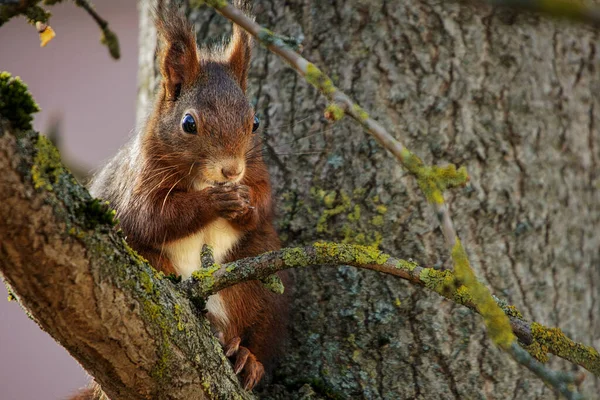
top-left (316, 191), bottom-right (351, 234)
top-left (452, 240), bottom-right (514, 349)
top-left (0, 71), bottom-right (40, 131)
top-left (419, 268), bottom-right (455, 292)
top-left (453, 285), bottom-right (472, 305)
top-left (31, 134), bottom-right (63, 191)
top-left (375, 204), bottom-right (388, 214)
top-left (282, 247), bottom-right (312, 268)
top-left (190, 0), bottom-right (228, 8)
top-left (140, 271), bottom-right (155, 295)
top-left (399, 148), bottom-right (468, 204)
top-left (351, 104), bottom-right (369, 122)
top-left (174, 304), bottom-right (184, 332)
top-left (397, 259), bottom-right (419, 272)
top-left (260, 274), bottom-right (285, 294)
top-left (313, 242), bottom-right (390, 265)
top-left (502, 304), bottom-right (523, 319)
top-left (524, 340), bottom-right (550, 363)
top-left (348, 205), bottom-right (361, 222)
top-left (370, 215), bottom-right (384, 227)
top-left (305, 63), bottom-right (336, 96)
top-left (191, 262), bottom-right (220, 291)
top-left (324, 103), bottom-right (345, 121)
top-left (530, 322), bottom-right (600, 375)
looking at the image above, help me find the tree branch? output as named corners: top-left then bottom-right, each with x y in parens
top-left (0, 122), bottom-right (251, 398)
top-left (181, 242), bottom-right (600, 379)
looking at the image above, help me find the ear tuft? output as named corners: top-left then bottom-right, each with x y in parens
top-left (155, 6), bottom-right (200, 101)
top-left (225, 1), bottom-right (253, 92)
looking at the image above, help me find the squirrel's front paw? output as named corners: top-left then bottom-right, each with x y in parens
top-left (224, 336), bottom-right (265, 390)
top-left (205, 184), bottom-right (253, 220)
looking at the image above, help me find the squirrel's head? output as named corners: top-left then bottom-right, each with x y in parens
top-left (145, 8), bottom-right (260, 189)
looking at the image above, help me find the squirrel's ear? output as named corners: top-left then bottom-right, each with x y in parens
top-left (226, 24), bottom-right (252, 93)
top-left (156, 11), bottom-right (200, 101)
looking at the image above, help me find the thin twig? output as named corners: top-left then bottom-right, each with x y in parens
top-left (73, 0), bottom-right (120, 59)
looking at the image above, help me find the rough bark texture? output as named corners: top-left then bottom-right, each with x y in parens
top-left (0, 127), bottom-right (252, 399)
top-left (137, 1), bottom-right (600, 398)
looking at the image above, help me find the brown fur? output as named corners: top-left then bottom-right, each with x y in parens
top-left (78, 2), bottom-right (287, 397)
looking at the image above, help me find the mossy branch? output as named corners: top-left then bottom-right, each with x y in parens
top-left (180, 242), bottom-right (600, 380)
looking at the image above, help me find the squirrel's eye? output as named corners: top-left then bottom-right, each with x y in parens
top-left (181, 113), bottom-right (197, 134)
top-left (252, 115), bottom-right (260, 132)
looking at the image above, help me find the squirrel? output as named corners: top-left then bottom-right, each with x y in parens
top-left (76, 2), bottom-right (287, 395)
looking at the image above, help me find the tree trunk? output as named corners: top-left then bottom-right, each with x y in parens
top-left (138, 1), bottom-right (600, 398)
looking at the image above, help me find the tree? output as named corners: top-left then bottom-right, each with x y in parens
top-left (1, 0), bottom-right (599, 399)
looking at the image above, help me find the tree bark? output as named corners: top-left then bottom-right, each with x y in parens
top-left (136, 1), bottom-right (600, 398)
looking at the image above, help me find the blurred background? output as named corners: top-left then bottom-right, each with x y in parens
top-left (0, 1), bottom-right (139, 398)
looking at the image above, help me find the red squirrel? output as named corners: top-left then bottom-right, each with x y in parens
top-left (84, 2), bottom-right (287, 393)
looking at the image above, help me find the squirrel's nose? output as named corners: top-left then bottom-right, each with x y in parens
top-left (221, 166), bottom-right (242, 180)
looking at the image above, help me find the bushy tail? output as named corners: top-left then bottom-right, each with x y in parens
top-left (68, 382), bottom-right (107, 400)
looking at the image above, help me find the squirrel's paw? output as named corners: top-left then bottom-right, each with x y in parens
top-left (207, 184), bottom-right (253, 220)
top-left (224, 337), bottom-right (265, 390)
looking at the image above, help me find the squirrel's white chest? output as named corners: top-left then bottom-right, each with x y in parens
top-left (164, 218), bottom-right (240, 278)
top-left (164, 219), bottom-right (241, 324)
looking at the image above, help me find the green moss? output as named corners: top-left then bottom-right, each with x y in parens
top-left (260, 274), bottom-right (285, 294)
top-left (79, 198), bottom-right (118, 229)
top-left (305, 63), bottom-right (336, 96)
top-left (123, 239), bottom-right (148, 266)
top-left (31, 134), bottom-right (63, 191)
top-left (452, 240), bottom-right (514, 349)
top-left (0, 72), bottom-right (40, 130)
top-left (324, 103), bottom-right (345, 121)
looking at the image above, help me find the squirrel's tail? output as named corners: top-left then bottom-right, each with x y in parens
top-left (68, 382), bottom-right (107, 400)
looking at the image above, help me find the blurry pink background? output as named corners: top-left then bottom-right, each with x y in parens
top-left (0, 1), bottom-right (139, 398)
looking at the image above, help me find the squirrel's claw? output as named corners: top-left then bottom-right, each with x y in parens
top-left (224, 340), bottom-right (265, 390)
top-left (225, 336), bottom-right (241, 357)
